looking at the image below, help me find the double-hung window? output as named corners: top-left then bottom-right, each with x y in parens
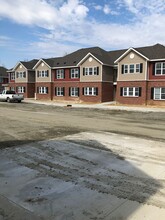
top-left (38, 87), bottom-right (48, 94)
top-left (10, 73), bottom-right (15, 80)
top-left (155, 62), bottom-right (165, 75)
top-left (122, 64), bottom-right (143, 74)
top-left (123, 87), bottom-right (140, 97)
top-left (70, 87), bottom-right (79, 97)
top-left (38, 70), bottom-right (49, 77)
top-left (154, 88), bottom-right (165, 100)
top-left (17, 86), bottom-right (25, 93)
top-left (71, 68), bottom-right (79, 78)
top-left (56, 69), bottom-right (64, 79)
top-left (84, 87), bottom-right (98, 96)
top-left (84, 67), bottom-right (98, 76)
top-left (56, 87), bottom-right (64, 96)
top-left (16, 71), bottom-right (26, 78)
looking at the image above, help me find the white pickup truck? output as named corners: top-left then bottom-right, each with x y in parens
top-left (0, 90), bottom-right (24, 103)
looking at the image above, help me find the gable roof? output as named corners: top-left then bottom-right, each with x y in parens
top-left (20, 59), bottom-right (39, 70)
top-left (0, 66), bottom-right (8, 77)
top-left (115, 43), bottom-right (165, 63)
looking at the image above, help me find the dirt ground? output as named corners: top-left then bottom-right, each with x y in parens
top-left (0, 102), bottom-right (165, 220)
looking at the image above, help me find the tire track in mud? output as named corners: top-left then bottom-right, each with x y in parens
top-left (7, 139), bottom-right (165, 209)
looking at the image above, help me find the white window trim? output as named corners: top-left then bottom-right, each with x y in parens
top-left (70, 87), bottom-right (79, 97)
top-left (17, 71), bottom-right (26, 78)
top-left (123, 87), bottom-right (140, 97)
top-left (84, 67), bottom-right (98, 76)
top-left (56, 69), bottom-right (64, 79)
top-left (38, 70), bottom-right (48, 78)
top-left (84, 87), bottom-right (97, 96)
top-left (155, 62), bottom-right (165, 75)
top-left (154, 88), bottom-right (165, 100)
top-left (123, 63), bottom-right (141, 74)
top-left (39, 87), bottom-right (48, 94)
top-left (71, 68), bottom-right (79, 78)
top-left (17, 86), bottom-right (25, 93)
top-left (56, 87), bottom-right (64, 96)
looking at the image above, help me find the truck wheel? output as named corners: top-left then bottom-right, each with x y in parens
top-left (18, 100), bottom-right (21, 103)
top-left (7, 98), bottom-right (11, 103)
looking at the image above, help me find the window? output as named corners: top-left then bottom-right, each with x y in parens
top-left (56, 87), bottom-right (64, 96)
top-left (122, 87), bottom-right (141, 97)
top-left (38, 87), bottom-right (48, 94)
top-left (10, 73), bottom-right (15, 80)
top-left (83, 67), bottom-right (99, 76)
top-left (84, 87), bottom-right (98, 96)
top-left (70, 87), bottom-right (79, 97)
top-left (122, 63), bottom-right (143, 74)
top-left (71, 68), bottom-right (79, 78)
top-left (154, 88), bottom-right (165, 100)
top-left (56, 69), bottom-right (64, 79)
top-left (129, 64), bottom-right (134, 73)
top-left (155, 62), bottom-right (165, 75)
top-left (17, 87), bottom-right (25, 93)
top-left (16, 72), bottom-right (26, 78)
top-left (10, 87), bottom-right (15, 91)
top-left (38, 70), bottom-right (49, 77)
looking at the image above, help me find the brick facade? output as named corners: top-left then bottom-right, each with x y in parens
top-left (116, 81), bottom-right (147, 105)
top-left (8, 82), bottom-right (35, 98)
top-left (35, 82), bottom-right (53, 100)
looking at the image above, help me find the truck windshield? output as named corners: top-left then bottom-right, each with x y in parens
top-left (6, 91), bottom-right (16, 94)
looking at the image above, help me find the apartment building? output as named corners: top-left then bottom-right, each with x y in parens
top-left (0, 66), bottom-right (8, 92)
top-left (8, 43), bottom-right (165, 105)
top-left (8, 59), bottom-right (38, 98)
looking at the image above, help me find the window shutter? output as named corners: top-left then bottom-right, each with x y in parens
top-left (63, 87), bottom-right (65, 96)
top-left (82, 87), bottom-right (84, 95)
top-left (140, 63), bottom-right (143, 73)
top-left (69, 87), bottom-right (71, 96)
top-left (96, 87), bottom-right (98, 95)
top-left (69, 69), bottom-right (71, 79)
top-left (139, 87), bottom-right (142, 97)
top-left (120, 87), bottom-right (123, 96)
top-left (78, 88), bottom-right (80, 97)
top-left (24, 87), bottom-right (26, 93)
top-left (97, 67), bottom-right (99, 75)
top-left (63, 70), bottom-right (65, 79)
top-left (37, 87), bottom-right (39, 93)
top-left (16, 72), bottom-right (18, 78)
top-left (55, 87), bottom-right (56, 96)
top-left (121, 65), bottom-right (124, 74)
top-left (23, 72), bottom-right (26, 78)
top-left (151, 87), bottom-right (154, 99)
top-left (46, 87), bottom-right (48, 94)
top-left (47, 70), bottom-right (49, 77)
top-left (16, 87), bottom-right (18, 92)
top-left (83, 68), bottom-right (85, 76)
top-left (152, 64), bottom-right (155, 75)
top-left (37, 71), bottom-right (39, 77)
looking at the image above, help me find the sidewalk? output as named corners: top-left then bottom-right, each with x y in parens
top-left (23, 99), bottom-right (165, 112)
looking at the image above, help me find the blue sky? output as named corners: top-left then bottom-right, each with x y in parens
top-left (0, 0), bottom-right (165, 68)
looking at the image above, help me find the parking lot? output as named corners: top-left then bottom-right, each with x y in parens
top-left (0, 102), bottom-right (165, 219)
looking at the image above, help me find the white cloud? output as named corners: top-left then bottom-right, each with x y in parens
top-left (0, 0), bottom-right (88, 29)
top-left (103, 4), bottom-right (111, 15)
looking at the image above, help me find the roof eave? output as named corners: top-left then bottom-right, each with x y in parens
top-left (77, 53), bottom-right (103, 66)
top-left (33, 59), bottom-right (51, 69)
top-left (13, 61), bottom-right (27, 71)
top-left (149, 58), bottom-right (165, 61)
top-left (114, 48), bottom-right (149, 63)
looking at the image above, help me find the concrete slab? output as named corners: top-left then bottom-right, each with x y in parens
top-left (0, 132), bottom-right (165, 219)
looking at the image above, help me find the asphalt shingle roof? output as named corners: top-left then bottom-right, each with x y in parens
top-left (20, 59), bottom-right (39, 69)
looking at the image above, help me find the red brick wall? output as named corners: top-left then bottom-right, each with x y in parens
top-left (35, 82), bottom-right (53, 100)
top-left (149, 62), bottom-right (165, 80)
top-left (147, 81), bottom-right (165, 106)
top-left (79, 82), bottom-right (102, 103)
top-left (27, 83), bottom-right (35, 98)
top-left (54, 68), bottom-right (80, 82)
top-left (53, 82), bottom-right (80, 102)
top-left (116, 81), bottom-right (147, 105)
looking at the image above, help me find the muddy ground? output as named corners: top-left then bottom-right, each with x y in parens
top-left (0, 102), bottom-right (165, 220)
